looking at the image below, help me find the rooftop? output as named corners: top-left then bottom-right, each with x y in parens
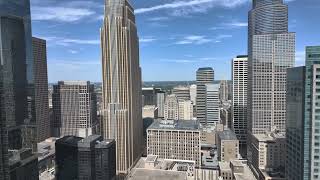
top-left (148, 119), bottom-right (200, 131)
top-left (217, 128), bottom-right (238, 141)
top-left (128, 169), bottom-right (187, 180)
top-left (198, 67), bottom-right (213, 71)
top-left (253, 132), bottom-right (285, 142)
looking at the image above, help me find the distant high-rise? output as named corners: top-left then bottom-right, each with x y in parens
top-left (190, 84), bottom-right (197, 105)
top-left (101, 0), bottom-right (143, 175)
top-left (52, 81), bottom-right (98, 138)
top-left (164, 94), bottom-right (179, 120)
top-left (286, 66), bottom-right (305, 180)
top-left (196, 68), bottom-right (214, 125)
top-left (205, 84), bottom-right (220, 125)
top-left (219, 80), bottom-right (229, 102)
top-left (32, 37), bottom-right (50, 142)
top-left (179, 100), bottom-right (194, 120)
top-left (232, 55), bottom-right (248, 156)
top-left (172, 86), bottom-right (190, 101)
top-left (55, 135), bottom-right (116, 180)
top-left (247, 0), bottom-right (295, 159)
top-left (156, 91), bottom-right (165, 118)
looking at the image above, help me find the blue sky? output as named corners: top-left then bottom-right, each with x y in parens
top-left (30, 0), bottom-right (320, 82)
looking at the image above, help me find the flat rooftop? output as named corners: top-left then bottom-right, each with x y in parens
top-left (128, 169), bottom-right (187, 180)
top-left (217, 129), bottom-right (238, 140)
top-left (148, 119), bottom-right (200, 131)
top-left (253, 133), bottom-right (285, 142)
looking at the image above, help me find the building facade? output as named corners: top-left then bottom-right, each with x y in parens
top-left (247, 0), bottom-right (295, 160)
top-left (251, 133), bottom-right (286, 179)
top-left (286, 66), bottom-right (305, 180)
top-left (164, 94), bottom-right (179, 120)
top-left (32, 37), bottom-right (50, 142)
top-left (156, 91), bottom-right (165, 118)
top-left (303, 46), bottom-right (320, 180)
top-left (217, 128), bottom-right (239, 162)
top-left (56, 135), bottom-right (116, 180)
top-left (147, 120), bottom-right (201, 167)
top-left (0, 0), bottom-right (37, 177)
top-left (219, 80), bottom-right (229, 102)
top-left (205, 84), bottom-right (220, 125)
top-left (52, 81), bottom-right (98, 138)
top-left (179, 100), bottom-right (194, 120)
top-left (100, 0), bottom-right (143, 175)
top-left (190, 84), bottom-right (197, 105)
top-left (232, 55), bottom-right (248, 156)
top-left (196, 68), bottom-right (214, 125)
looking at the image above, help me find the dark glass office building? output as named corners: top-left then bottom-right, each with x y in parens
top-left (0, 0), bottom-right (37, 151)
top-left (56, 135), bottom-right (116, 180)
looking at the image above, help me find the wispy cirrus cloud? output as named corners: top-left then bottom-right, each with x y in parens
top-left (211, 21), bottom-right (248, 30)
top-left (37, 36), bottom-right (99, 46)
top-left (159, 57), bottom-right (217, 63)
top-left (32, 7), bottom-right (95, 22)
top-left (175, 34), bottom-right (232, 45)
top-left (135, 0), bottom-right (249, 15)
top-left (139, 37), bottom-right (157, 43)
top-left (175, 35), bottom-right (212, 45)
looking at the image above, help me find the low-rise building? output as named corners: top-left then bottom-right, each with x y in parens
top-left (219, 160), bottom-right (257, 180)
top-left (37, 137), bottom-right (58, 174)
top-left (251, 133), bottom-right (286, 180)
top-left (128, 155), bottom-right (195, 180)
top-left (217, 128), bottom-right (239, 162)
top-left (147, 119), bottom-right (201, 167)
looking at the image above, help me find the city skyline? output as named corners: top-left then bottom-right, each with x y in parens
top-left (30, 0), bottom-right (320, 82)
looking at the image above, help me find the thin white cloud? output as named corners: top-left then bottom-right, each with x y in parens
top-left (159, 57), bottom-right (218, 63)
top-left (37, 36), bottom-right (99, 46)
top-left (147, 16), bottom-right (170, 21)
top-left (140, 37), bottom-right (157, 43)
top-left (68, 50), bottom-right (79, 54)
top-left (135, 0), bottom-right (249, 15)
top-left (175, 35), bottom-right (212, 45)
top-left (211, 21), bottom-right (248, 30)
top-left (32, 7), bottom-right (95, 22)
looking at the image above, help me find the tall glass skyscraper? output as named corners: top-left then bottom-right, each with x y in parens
top-left (304, 46), bottom-right (320, 180)
top-left (247, 0), bottom-right (295, 160)
top-left (0, 0), bottom-right (36, 151)
top-left (0, 0), bottom-right (35, 178)
top-left (100, 0), bottom-right (143, 176)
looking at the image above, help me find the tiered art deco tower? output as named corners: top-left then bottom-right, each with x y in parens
top-left (100, 0), bottom-right (143, 175)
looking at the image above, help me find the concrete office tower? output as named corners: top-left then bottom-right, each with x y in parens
top-left (172, 86), bottom-right (190, 101)
top-left (190, 84), bottom-right (197, 105)
top-left (302, 46), bottom-right (320, 180)
top-left (247, 0), bottom-right (295, 158)
top-left (196, 68), bottom-right (214, 125)
top-left (164, 94), bottom-right (179, 120)
top-left (219, 80), bottom-right (229, 102)
top-left (156, 91), bottom-right (165, 118)
top-left (179, 100), bottom-right (194, 120)
top-left (205, 84), bottom-right (220, 125)
top-left (147, 120), bottom-right (201, 167)
top-left (232, 55), bottom-right (248, 156)
top-left (101, 0), bottom-right (143, 175)
top-left (286, 66), bottom-right (305, 180)
top-left (55, 135), bottom-right (116, 180)
top-left (52, 81), bottom-right (98, 138)
top-left (32, 37), bottom-right (50, 142)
